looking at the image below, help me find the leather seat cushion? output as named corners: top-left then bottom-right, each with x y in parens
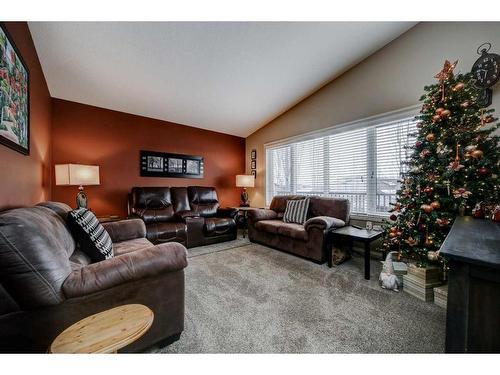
top-left (113, 238), bottom-right (155, 256)
top-left (204, 217), bottom-right (235, 236)
top-left (277, 223), bottom-right (308, 241)
top-left (146, 222), bottom-right (187, 242)
top-left (254, 219), bottom-right (283, 234)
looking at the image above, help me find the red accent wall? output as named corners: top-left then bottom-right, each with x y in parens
top-left (0, 22), bottom-right (52, 210)
top-left (51, 99), bottom-right (245, 217)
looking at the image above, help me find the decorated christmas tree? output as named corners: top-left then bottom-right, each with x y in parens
top-left (381, 60), bottom-right (500, 268)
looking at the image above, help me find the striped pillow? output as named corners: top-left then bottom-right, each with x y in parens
top-left (68, 208), bottom-right (113, 262)
top-left (283, 198), bottom-right (310, 225)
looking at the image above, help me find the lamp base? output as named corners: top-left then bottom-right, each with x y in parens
top-left (76, 186), bottom-right (88, 209)
top-left (240, 188), bottom-right (250, 207)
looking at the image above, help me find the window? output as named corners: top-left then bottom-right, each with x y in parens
top-left (265, 110), bottom-right (418, 216)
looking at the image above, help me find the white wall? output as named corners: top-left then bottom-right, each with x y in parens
top-left (246, 22), bottom-right (500, 208)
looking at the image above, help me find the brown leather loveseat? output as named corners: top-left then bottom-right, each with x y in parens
top-left (0, 201), bottom-right (187, 353)
top-left (128, 186), bottom-right (237, 248)
top-left (248, 195), bottom-right (350, 263)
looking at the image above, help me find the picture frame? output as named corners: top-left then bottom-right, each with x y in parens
top-left (251, 149), bottom-right (257, 160)
top-left (251, 170), bottom-right (257, 179)
top-left (140, 150), bottom-right (204, 178)
top-left (0, 23), bottom-right (30, 155)
top-left (251, 160), bottom-right (256, 170)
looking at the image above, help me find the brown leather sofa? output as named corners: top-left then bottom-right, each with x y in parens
top-left (128, 186), bottom-right (237, 248)
top-left (0, 201), bottom-right (187, 353)
top-left (248, 195), bottom-right (350, 263)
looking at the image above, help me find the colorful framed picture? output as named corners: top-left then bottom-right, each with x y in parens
top-left (0, 24), bottom-right (30, 155)
top-left (251, 149), bottom-right (256, 160)
top-left (251, 160), bottom-right (256, 170)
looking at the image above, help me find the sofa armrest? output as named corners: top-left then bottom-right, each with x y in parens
top-left (62, 242), bottom-right (188, 299)
top-left (216, 207), bottom-right (238, 219)
top-left (247, 208), bottom-right (278, 222)
top-left (175, 210), bottom-right (200, 221)
top-left (304, 216), bottom-right (345, 232)
top-left (102, 218), bottom-right (146, 243)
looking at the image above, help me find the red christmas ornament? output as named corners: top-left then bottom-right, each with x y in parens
top-left (389, 214), bottom-right (398, 221)
top-left (435, 108), bottom-right (444, 115)
top-left (416, 122), bottom-right (424, 128)
top-left (415, 140), bottom-right (423, 149)
top-left (430, 201), bottom-right (441, 210)
top-left (432, 115), bottom-right (441, 123)
top-left (421, 204), bottom-right (433, 213)
top-left (478, 167), bottom-right (490, 176)
top-left (423, 186), bottom-right (434, 194)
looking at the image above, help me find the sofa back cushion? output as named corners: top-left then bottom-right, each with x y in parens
top-left (0, 206), bottom-right (74, 309)
top-left (130, 187), bottom-right (175, 223)
top-left (188, 186), bottom-right (220, 217)
top-left (308, 196), bottom-right (350, 223)
top-left (269, 195), bottom-right (305, 217)
top-left (171, 187), bottom-right (191, 212)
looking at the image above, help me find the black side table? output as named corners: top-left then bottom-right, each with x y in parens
top-left (232, 207), bottom-right (256, 238)
top-left (327, 226), bottom-right (383, 280)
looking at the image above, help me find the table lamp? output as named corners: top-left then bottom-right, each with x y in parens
top-left (55, 164), bottom-right (100, 209)
top-left (236, 174), bottom-right (255, 207)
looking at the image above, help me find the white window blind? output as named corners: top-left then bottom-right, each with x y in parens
top-left (266, 113), bottom-right (417, 216)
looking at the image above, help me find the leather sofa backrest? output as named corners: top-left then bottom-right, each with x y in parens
top-left (187, 186), bottom-right (220, 217)
top-left (308, 196), bottom-right (350, 223)
top-left (269, 195), bottom-right (305, 215)
top-left (0, 205), bottom-right (74, 309)
top-left (130, 187), bottom-right (175, 223)
top-left (171, 187), bottom-right (191, 212)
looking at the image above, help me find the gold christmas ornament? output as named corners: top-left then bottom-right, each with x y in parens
top-left (430, 201), bottom-right (441, 210)
top-left (440, 109), bottom-right (451, 118)
top-left (425, 133), bottom-right (436, 142)
top-left (432, 115), bottom-right (441, 122)
top-left (452, 82), bottom-right (465, 91)
top-left (421, 204), bottom-right (434, 213)
top-left (435, 108), bottom-right (444, 115)
top-left (471, 149), bottom-right (484, 159)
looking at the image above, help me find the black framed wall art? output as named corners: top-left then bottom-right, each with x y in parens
top-left (140, 150), bottom-right (204, 178)
top-left (0, 23), bottom-right (30, 155)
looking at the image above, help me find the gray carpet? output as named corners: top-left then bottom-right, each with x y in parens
top-left (150, 240), bottom-right (446, 353)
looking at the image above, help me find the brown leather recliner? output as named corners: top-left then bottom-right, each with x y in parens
top-left (128, 186), bottom-right (237, 248)
top-left (0, 201), bottom-right (187, 353)
top-left (248, 196), bottom-right (350, 263)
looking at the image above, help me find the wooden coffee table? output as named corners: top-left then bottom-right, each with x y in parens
top-left (49, 304), bottom-right (154, 354)
top-left (327, 226), bottom-right (384, 280)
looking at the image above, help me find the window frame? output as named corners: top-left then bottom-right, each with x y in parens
top-left (264, 105), bottom-right (420, 220)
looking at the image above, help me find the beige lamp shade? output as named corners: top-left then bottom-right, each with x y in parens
top-left (55, 164), bottom-right (100, 186)
top-left (236, 174), bottom-right (255, 188)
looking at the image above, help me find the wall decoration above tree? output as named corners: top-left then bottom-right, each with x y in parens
top-left (381, 60), bottom-right (500, 270)
top-left (0, 24), bottom-right (29, 155)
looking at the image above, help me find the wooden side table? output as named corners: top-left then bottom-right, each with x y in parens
top-left (327, 226), bottom-right (383, 280)
top-left (49, 304), bottom-right (154, 354)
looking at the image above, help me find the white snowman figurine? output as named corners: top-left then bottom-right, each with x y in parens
top-left (379, 251), bottom-right (401, 292)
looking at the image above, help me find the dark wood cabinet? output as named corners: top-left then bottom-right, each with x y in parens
top-left (440, 216), bottom-right (500, 353)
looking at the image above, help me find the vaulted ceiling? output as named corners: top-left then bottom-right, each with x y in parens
top-left (29, 22), bottom-right (416, 137)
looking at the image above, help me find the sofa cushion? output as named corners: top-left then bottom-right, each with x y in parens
top-left (0, 206), bottom-right (73, 308)
top-left (308, 196), bottom-right (350, 223)
top-left (204, 217), bottom-right (235, 236)
top-left (254, 219), bottom-right (283, 234)
top-left (188, 186), bottom-right (220, 217)
top-left (68, 208), bottom-right (114, 262)
top-left (113, 238), bottom-right (154, 256)
top-left (269, 195), bottom-right (305, 214)
top-left (146, 222), bottom-right (187, 243)
top-left (283, 197), bottom-right (310, 225)
top-left (277, 223), bottom-right (308, 241)
top-left (130, 187), bottom-right (176, 223)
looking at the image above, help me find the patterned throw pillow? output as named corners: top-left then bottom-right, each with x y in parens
top-left (67, 208), bottom-right (113, 262)
top-left (283, 198), bottom-right (310, 225)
